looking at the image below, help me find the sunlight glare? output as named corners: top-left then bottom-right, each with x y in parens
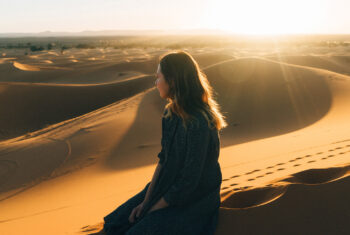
top-left (203, 0), bottom-right (327, 35)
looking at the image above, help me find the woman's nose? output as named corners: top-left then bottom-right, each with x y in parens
top-left (154, 78), bottom-right (159, 86)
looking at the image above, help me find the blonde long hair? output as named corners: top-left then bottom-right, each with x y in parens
top-left (158, 50), bottom-right (227, 131)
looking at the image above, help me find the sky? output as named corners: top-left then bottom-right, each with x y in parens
top-left (0, 0), bottom-right (349, 35)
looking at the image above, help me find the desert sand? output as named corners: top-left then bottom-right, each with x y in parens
top-left (0, 45), bottom-right (350, 235)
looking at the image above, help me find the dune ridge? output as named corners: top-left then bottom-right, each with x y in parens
top-left (13, 61), bottom-right (73, 71)
top-left (220, 160), bottom-right (350, 209)
top-left (0, 57), bottom-right (16, 64)
top-left (204, 56), bottom-right (335, 145)
top-left (216, 161), bottom-right (350, 234)
top-left (265, 55), bottom-right (350, 76)
top-left (13, 61), bottom-right (41, 71)
top-left (0, 74), bottom-right (155, 141)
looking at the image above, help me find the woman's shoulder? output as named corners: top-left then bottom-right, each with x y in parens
top-left (162, 108), bottom-right (215, 132)
top-left (161, 108), bottom-right (179, 132)
top-left (186, 111), bottom-right (215, 134)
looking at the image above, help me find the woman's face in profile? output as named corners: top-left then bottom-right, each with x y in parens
top-left (155, 64), bottom-right (169, 99)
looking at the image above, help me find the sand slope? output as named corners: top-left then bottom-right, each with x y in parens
top-left (0, 49), bottom-right (233, 85)
top-left (205, 57), bottom-right (333, 145)
top-left (265, 55), bottom-right (350, 76)
top-left (217, 164), bottom-right (350, 234)
top-left (0, 75), bottom-right (154, 141)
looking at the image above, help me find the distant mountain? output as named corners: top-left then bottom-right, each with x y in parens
top-left (0, 29), bottom-right (228, 37)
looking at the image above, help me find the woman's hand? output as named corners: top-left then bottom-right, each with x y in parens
top-left (128, 201), bottom-right (145, 223)
top-left (147, 204), bottom-right (158, 214)
top-left (146, 197), bottom-right (169, 214)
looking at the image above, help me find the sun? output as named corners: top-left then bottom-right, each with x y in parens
top-left (201, 0), bottom-right (327, 35)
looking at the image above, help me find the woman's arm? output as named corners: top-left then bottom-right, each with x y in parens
top-left (143, 161), bottom-right (163, 204)
top-left (143, 162), bottom-right (170, 214)
top-left (162, 119), bottom-right (211, 206)
top-left (144, 114), bottom-right (167, 204)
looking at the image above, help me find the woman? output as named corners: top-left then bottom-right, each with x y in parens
top-left (102, 50), bottom-right (227, 235)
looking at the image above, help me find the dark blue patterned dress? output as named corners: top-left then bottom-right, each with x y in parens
top-left (103, 109), bottom-right (222, 235)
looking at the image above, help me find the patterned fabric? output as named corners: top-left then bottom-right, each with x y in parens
top-left (103, 109), bottom-right (223, 235)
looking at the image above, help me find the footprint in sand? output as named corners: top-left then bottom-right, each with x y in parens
top-left (222, 175), bottom-right (240, 182)
top-left (246, 169), bottom-right (261, 175)
top-left (221, 140), bottom-right (350, 196)
top-left (275, 163), bottom-right (285, 166)
top-left (245, 169), bottom-right (261, 175)
top-left (230, 175), bottom-right (240, 179)
top-left (80, 221), bottom-right (104, 235)
top-left (233, 186), bottom-right (252, 191)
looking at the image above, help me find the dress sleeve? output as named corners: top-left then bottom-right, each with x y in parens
top-left (157, 116), bottom-right (166, 165)
top-left (162, 119), bottom-right (211, 206)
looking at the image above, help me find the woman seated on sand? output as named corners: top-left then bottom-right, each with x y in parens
top-left (101, 50), bottom-right (227, 235)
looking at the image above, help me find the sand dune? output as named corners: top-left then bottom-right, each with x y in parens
top-left (0, 57), bottom-right (16, 64)
top-left (0, 49), bottom-right (234, 85)
top-left (204, 57), bottom-right (332, 145)
top-left (194, 52), bottom-right (235, 68)
top-left (0, 74), bottom-right (154, 141)
top-left (0, 59), bottom-right (146, 84)
top-left (41, 60), bottom-right (53, 64)
top-left (28, 55), bottom-right (41, 59)
top-left (220, 160), bottom-right (350, 210)
top-left (265, 55), bottom-right (350, 76)
top-left (47, 51), bottom-right (60, 56)
top-left (13, 61), bottom-right (41, 71)
top-left (12, 61), bottom-right (73, 71)
top-left (1, 48), bottom-right (350, 235)
top-left (217, 163), bottom-right (350, 235)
